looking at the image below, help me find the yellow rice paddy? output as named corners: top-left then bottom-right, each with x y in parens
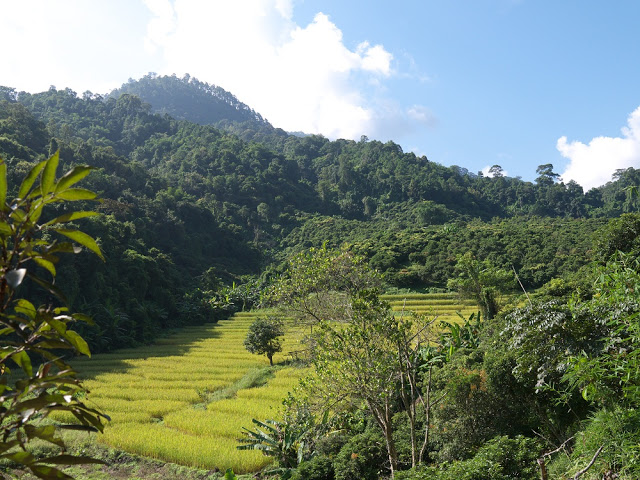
top-left (60, 312), bottom-right (309, 473)
top-left (61, 293), bottom-right (474, 473)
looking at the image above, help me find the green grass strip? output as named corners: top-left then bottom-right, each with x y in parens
top-left (196, 366), bottom-right (276, 406)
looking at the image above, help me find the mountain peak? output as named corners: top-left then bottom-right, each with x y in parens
top-left (110, 73), bottom-right (271, 128)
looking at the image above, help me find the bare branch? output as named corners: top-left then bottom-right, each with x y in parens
top-left (512, 264), bottom-right (532, 305)
top-left (572, 445), bottom-right (604, 480)
top-left (543, 435), bottom-right (575, 458)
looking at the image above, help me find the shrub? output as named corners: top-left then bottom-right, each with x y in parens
top-left (291, 455), bottom-right (334, 480)
top-left (0, 152), bottom-right (107, 478)
top-left (333, 429), bottom-right (386, 480)
top-left (556, 408), bottom-right (640, 479)
top-left (396, 435), bottom-right (541, 480)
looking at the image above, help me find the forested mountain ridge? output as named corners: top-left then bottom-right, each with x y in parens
top-left (110, 73), bottom-right (271, 130)
top-left (0, 77), bottom-right (639, 352)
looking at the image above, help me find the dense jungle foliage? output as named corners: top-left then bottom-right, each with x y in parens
top-left (0, 74), bottom-right (639, 355)
top-left (242, 236), bottom-right (640, 480)
top-left (2, 74), bottom-right (640, 478)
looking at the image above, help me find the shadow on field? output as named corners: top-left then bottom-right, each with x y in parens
top-left (72, 320), bottom-right (228, 381)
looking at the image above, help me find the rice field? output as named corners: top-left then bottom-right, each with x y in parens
top-left (61, 311), bottom-right (309, 474)
top-left (382, 292), bottom-right (479, 323)
top-left (57, 293), bottom-right (476, 473)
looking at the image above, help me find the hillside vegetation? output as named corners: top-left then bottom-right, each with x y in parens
top-left (1, 76), bottom-right (637, 351)
top-left (2, 74), bottom-right (640, 479)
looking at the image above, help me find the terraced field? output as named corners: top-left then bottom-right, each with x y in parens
top-left (60, 311), bottom-right (309, 474)
top-left (382, 292), bottom-right (478, 323)
top-left (55, 293), bottom-right (476, 473)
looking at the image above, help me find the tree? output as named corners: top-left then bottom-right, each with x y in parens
top-left (244, 316), bottom-right (284, 366)
top-left (592, 212), bottom-right (640, 262)
top-left (270, 247), bottom-right (440, 476)
top-left (269, 247), bottom-right (440, 477)
top-left (447, 252), bottom-right (513, 320)
top-left (562, 253), bottom-right (640, 408)
top-left (309, 291), bottom-right (441, 477)
top-left (0, 152), bottom-right (108, 479)
top-left (488, 165), bottom-right (504, 178)
top-left (265, 244), bottom-right (382, 335)
top-left (311, 291), bottom-right (402, 476)
top-left (535, 164), bottom-right (560, 186)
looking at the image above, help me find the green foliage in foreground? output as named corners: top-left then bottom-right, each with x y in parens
top-left (0, 153), bottom-right (107, 478)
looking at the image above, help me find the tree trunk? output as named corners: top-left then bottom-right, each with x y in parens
top-left (419, 367), bottom-right (432, 463)
top-left (370, 402), bottom-right (399, 479)
top-left (383, 404), bottom-right (399, 478)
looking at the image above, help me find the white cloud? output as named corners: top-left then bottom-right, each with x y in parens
top-left (0, 0), bottom-right (433, 145)
top-left (0, 0), bottom-right (158, 94)
top-left (357, 42), bottom-right (393, 76)
top-left (407, 105), bottom-right (437, 127)
top-left (143, 0), bottom-right (426, 140)
top-left (143, 0), bottom-right (176, 54)
top-left (558, 106), bottom-right (640, 191)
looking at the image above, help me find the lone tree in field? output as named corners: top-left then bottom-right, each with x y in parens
top-left (244, 316), bottom-right (284, 366)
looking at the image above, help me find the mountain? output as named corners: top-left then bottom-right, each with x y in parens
top-left (110, 73), bottom-right (270, 129)
top-left (0, 75), bottom-right (638, 351)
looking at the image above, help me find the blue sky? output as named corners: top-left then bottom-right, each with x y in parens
top-left (2, 1), bottom-right (639, 190)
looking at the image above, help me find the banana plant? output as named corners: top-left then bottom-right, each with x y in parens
top-left (439, 311), bottom-right (482, 361)
top-left (237, 418), bottom-right (309, 477)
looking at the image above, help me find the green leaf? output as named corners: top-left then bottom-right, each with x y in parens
top-left (46, 242), bottom-right (82, 254)
top-left (28, 464), bottom-right (72, 480)
top-left (24, 424), bottom-right (64, 447)
top-left (57, 424), bottom-right (101, 432)
top-left (65, 331), bottom-right (91, 357)
top-left (45, 318), bottom-right (68, 337)
top-left (29, 201), bottom-right (46, 224)
top-left (72, 313), bottom-right (94, 325)
top-left (28, 272), bottom-right (68, 304)
top-left (18, 159), bottom-right (47, 199)
top-left (4, 450), bottom-right (35, 465)
top-left (0, 158), bottom-right (6, 210)
top-left (33, 258), bottom-right (56, 278)
top-left (15, 299), bottom-right (37, 319)
top-left (0, 220), bottom-right (11, 236)
top-left (12, 350), bottom-right (33, 377)
top-left (53, 229), bottom-right (104, 261)
top-left (11, 207), bottom-right (27, 223)
top-left (54, 166), bottom-right (93, 193)
top-left (41, 151), bottom-right (59, 196)
top-left (34, 340), bottom-right (72, 350)
top-left (0, 347), bottom-right (15, 361)
top-left (54, 189), bottom-right (97, 201)
top-left (44, 211), bottom-right (99, 227)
